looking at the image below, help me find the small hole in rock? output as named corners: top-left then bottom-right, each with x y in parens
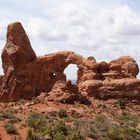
top-left (49, 72), bottom-right (56, 79)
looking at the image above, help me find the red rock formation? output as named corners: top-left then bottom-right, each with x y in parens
top-left (78, 56), bottom-right (140, 99)
top-left (0, 22), bottom-right (140, 101)
top-left (0, 22), bottom-right (84, 101)
top-left (0, 22), bottom-right (37, 101)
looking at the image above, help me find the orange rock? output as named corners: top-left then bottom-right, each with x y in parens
top-left (0, 22), bottom-right (140, 101)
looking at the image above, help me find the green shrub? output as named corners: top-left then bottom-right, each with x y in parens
top-left (53, 132), bottom-right (66, 140)
top-left (47, 111), bottom-right (57, 117)
top-left (8, 117), bottom-right (21, 124)
top-left (5, 123), bottom-right (17, 134)
top-left (68, 130), bottom-right (83, 140)
top-left (26, 129), bottom-right (43, 140)
top-left (47, 120), bottom-right (68, 139)
top-left (118, 99), bottom-right (126, 109)
top-left (117, 112), bottom-right (138, 127)
top-left (47, 120), bottom-right (83, 140)
top-left (94, 115), bottom-right (112, 131)
top-left (58, 109), bottom-right (68, 118)
top-left (122, 128), bottom-right (140, 140)
top-left (103, 128), bottom-right (123, 140)
top-left (53, 120), bottom-right (68, 135)
top-left (0, 111), bottom-right (15, 119)
top-left (84, 124), bottom-right (98, 139)
top-left (74, 119), bottom-right (86, 129)
top-left (74, 119), bottom-right (100, 139)
top-left (103, 127), bottom-right (140, 140)
top-left (26, 112), bottom-right (47, 132)
top-left (0, 111), bottom-right (21, 124)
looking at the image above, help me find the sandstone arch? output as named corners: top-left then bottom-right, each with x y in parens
top-left (0, 22), bottom-right (140, 101)
top-left (0, 22), bottom-right (85, 101)
top-left (37, 51), bottom-right (84, 86)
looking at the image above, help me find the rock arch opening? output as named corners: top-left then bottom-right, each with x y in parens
top-left (64, 64), bottom-right (78, 85)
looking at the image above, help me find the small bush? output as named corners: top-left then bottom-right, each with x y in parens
top-left (118, 98), bottom-right (126, 109)
top-left (58, 109), bottom-right (68, 118)
top-left (53, 132), bottom-right (66, 140)
top-left (94, 115), bottom-right (112, 131)
top-left (74, 119), bottom-right (99, 139)
top-left (122, 128), bottom-right (140, 140)
top-left (26, 112), bottom-right (47, 132)
top-left (103, 127), bottom-right (140, 140)
top-left (74, 119), bottom-right (86, 129)
top-left (84, 124), bottom-right (98, 139)
top-left (47, 111), bottom-right (57, 117)
top-left (46, 120), bottom-right (83, 140)
top-left (68, 130), bottom-right (83, 140)
top-left (117, 112), bottom-right (138, 127)
top-left (26, 129), bottom-right (43, 140)
top-left (103, 128), bottom-right (123, 140)
top-left (0, 111), bottom-right (15, 119)
top-left (53, 120), bottom-right (68, 135)
top-left (5, 123), bottom-right (17, 134)
top-left (8, 117), bottom-right (21, 124)
top-left (47, 120), bottom-right (68, 139)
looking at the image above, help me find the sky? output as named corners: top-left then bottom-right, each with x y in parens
top-left (0, 0), bottom-right (140, 79)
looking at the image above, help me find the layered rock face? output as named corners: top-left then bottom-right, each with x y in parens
top-left (79, 56), bottom-right (140, 99)
top-left (0, 22), bottom-right (140, 101)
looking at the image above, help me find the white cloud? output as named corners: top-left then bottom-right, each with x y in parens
top-left (27, 1), bottom-right (140, 54)
top-left (27, 18), bottom-right (68, 42)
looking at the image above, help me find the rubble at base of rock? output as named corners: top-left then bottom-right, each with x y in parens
top-left (0, 22), bottom-right (140, 102)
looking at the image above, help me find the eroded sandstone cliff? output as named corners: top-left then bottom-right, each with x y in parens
top-left (0, 22), bottom-right (140, 101)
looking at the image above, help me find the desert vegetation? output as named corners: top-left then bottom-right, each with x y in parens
top-left (0, 95), bottom-right (139, 140)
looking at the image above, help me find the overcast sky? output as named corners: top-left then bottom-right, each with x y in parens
top-left (0, 0), bottom-right (140, 79)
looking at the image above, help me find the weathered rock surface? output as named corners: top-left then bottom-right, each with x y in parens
top-left (46, 80), bottom-right (90, 104)
top-left (78, 55), bottom-right (140, 99)
top-left (0, 22), bottom-right (140, 101)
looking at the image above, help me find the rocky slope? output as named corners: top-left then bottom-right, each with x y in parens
top-left (0, 97), bottom-right (140, 140)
